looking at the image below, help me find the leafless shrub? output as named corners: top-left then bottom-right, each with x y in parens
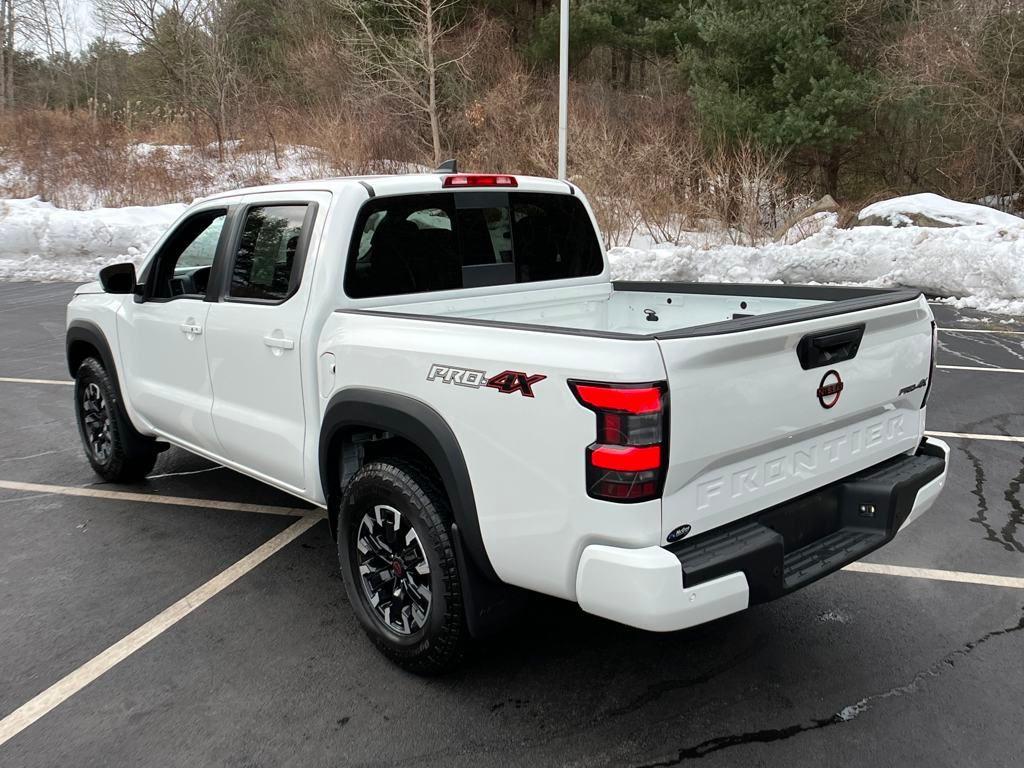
top-left (0, 31), bottom-right (803, 244)
top-left (699, 143), bottom-right (792, 245)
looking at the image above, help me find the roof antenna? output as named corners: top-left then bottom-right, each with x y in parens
top-left (436, 159), bottom-right (457, 174)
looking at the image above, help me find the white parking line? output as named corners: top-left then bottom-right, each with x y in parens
top-left (925, 431), bottom-right (1024, 444)
top-left (0, 512), bottom-right (324, 748)
top-left (0, 480), bottom-right (310, 517)
top-left (0, 474), bottom-right (1020, 745)
top-left (0, 376), bottom-right (72, 386)
top-left (936, 364), bottom-right (1024, 374)
top-left (938, 327), bottom-right (1024, 336)
top-left (843, 562), bottom-right (1024, 589)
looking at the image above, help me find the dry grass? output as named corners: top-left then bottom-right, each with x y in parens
top-left (0, 34), bottom-right (807, 245)
top-left (0, 111), bottom-right (216, 207)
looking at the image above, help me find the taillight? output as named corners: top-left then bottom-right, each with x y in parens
top-left (442, 174), bottom-right (518, 188)
top-left (570, 380), bottom-right (668, 503)
top-left (921, 320), bottom-right (937, 409)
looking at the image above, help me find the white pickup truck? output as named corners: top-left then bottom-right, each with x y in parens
top-left (66, 169), bottom-right (949, 672)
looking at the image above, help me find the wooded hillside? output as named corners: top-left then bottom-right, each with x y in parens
top-left (2, 1), bottom-right (1022, 235)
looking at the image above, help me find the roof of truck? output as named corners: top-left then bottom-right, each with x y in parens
top-left (194, 172), bottom-right (577, 204)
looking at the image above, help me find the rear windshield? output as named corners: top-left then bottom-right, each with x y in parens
top-left (344, 191), bottom-right (603, 299)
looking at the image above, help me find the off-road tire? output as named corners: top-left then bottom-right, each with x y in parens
top-left (74, 356), bottom-right (159, 482)
top-left (338, 458), bottom-right (468, 674)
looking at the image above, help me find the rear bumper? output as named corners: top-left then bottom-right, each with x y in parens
top-left (575, 437), bottom-right (949, 632)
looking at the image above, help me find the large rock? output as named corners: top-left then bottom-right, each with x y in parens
top-left (772, 194), bottom-right (840, 241)
top-left (855, 192), bottom-right (1024, 228)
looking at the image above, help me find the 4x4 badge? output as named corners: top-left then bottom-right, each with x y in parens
top-left (816, 369), bottom-right (843, 409)
top-left (427, 364), bottom-right (546, 398)
top-left (485, 370), bottom-right (546, 398)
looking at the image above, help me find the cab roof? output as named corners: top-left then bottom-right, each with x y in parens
top-left (194, 173), bottom-right (576, 204)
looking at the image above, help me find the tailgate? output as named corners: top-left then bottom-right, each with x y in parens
top-left (659, 294), bottom-right (934, 543)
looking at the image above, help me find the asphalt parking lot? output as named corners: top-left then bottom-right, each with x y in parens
top-left (0, 281), bottom-right (1022, 767)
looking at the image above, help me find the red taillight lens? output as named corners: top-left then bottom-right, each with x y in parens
top-left (442, 174), bottom-right (518, 188)
top-left (589, 445), bottom-right (662, 471)
top-left (570, 381), bottom-right (668, 502)
top-left (571, 384), bottom-right (662, 414)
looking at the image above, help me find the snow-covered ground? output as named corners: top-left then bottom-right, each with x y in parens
top-left (610, 194), bottom-right (1024, 316)
top-left (609, 220), bottom-right (1024, 316)
top-left (1, 186), bottom-right (1022, 316)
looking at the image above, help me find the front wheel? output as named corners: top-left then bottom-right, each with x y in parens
top-left (74, 357), bottom-right (159, 482)
top-left (338, 458), bottom-right (468, 674)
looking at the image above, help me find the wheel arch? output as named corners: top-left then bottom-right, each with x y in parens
top-left (67, 319), bottom-right (145, 432)
top-left (319, 388), bottom-right (499, 584)
top-left (67, 320), bottom-right (118, 384)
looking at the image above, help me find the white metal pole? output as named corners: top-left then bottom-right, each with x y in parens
top-left (557, 0), bottom-right (569, 179)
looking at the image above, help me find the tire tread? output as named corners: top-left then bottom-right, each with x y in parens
top-left (339, 457), bottom-right (468, 674)
top-left (75, 357), bottom-right (159, 482)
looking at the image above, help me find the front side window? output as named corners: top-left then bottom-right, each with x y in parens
top-left (345, 192), bottom-right (603, 299)
top-left (229, 204), bottom-right (309, 302)
top-left (147, 210), bottom-right (226, 299)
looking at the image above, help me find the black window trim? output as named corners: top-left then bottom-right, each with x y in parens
top-left (137, 205), bottom-right (233, 304)
top-left (217, 200), bottom-right (319, 307)
top-left (342, 191), bottom-right (603, 301)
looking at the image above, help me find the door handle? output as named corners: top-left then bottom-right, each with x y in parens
top-left (180, 323), bottom-right (203, 336)
top-left (263, 335), bottom-right (295, 350)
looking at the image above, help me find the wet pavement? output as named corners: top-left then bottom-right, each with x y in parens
top-left (0, 282), bottom-right (1021, 767)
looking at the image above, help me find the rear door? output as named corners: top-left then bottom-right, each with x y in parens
top-left (204, 192), bottom-right (328, 492)
top-left (658, 296), bottom-right (934, 542)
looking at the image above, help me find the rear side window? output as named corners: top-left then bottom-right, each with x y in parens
top-left (345, 192), bottom-right (603, 299)
top-left (229, 204), bottom-right (310, 302)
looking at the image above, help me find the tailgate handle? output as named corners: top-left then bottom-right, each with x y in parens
top-left (797, 324), bottom-right (865, 370)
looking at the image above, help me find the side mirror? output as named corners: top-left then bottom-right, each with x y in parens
top-left (99, 262), bottom-right (136, 294)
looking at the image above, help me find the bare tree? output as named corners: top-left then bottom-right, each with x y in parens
top-left (195, 0), bottom-right (248, 158)
top-left (334, 0), bottom-right (477, 166)
top-left (94, 0), bottom-right (206, 107)
top-left (94, 0), bottom-right (247, 158)
top-left (20, 0), bottom-right (73, 57)
top-left (881, 0), bottom-right (1024, 197)
top-left (1, 0), bottom-right (15, 108)
top-left (19, 0), bottom-right (79, 105)
top-left (0, 0), bottom-right (6, 109)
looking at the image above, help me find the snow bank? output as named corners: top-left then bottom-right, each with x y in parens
top-left (610, 220), bottom-right (1024, 315)
top-left (858, 192), bottom-right (1024, 228)
top-left (2, 191), bottom-right (1023, 317)
top-left (0, 197), bottom-right (185, 282)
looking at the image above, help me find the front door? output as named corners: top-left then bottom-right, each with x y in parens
top-left (205, 196), bottom-right (323, 491)
top-left (118, 206), bottom-right (229, 450)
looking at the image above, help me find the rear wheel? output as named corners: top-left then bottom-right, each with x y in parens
top-left (338, 458), bottom-right (468, 674)
top-left (74, 357), bottom-right (159, 482)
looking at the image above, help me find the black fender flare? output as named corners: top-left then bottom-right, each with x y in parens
top-left (66, 319), bottom-right (118, 385)
top-left (66, 319), bottom-right (155, 442)
top-left (319, 388), bottom-right (499, 583)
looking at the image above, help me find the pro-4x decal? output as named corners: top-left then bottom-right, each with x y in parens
top-left (427, 364), bottom-right (546, 398)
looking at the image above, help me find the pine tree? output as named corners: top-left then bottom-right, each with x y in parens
top-left (681, 0), bottom-right (875, 196)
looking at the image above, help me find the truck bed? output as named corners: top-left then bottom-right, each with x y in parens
top-left (341, 279), bottom-right (933, 550)
top-left (357, 281), bottom-right (921, 339)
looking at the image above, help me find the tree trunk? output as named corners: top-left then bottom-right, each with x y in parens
top-left (822, 150), bottom-right (841, 198)
top-left (5, 0), bottom-right (13, 108)
top-left (0, 0), bottom-right (6, 111)
top-left (217, 88), bottom-right (228, 162)
top-left (425, 0), bottom-right (442, 167)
